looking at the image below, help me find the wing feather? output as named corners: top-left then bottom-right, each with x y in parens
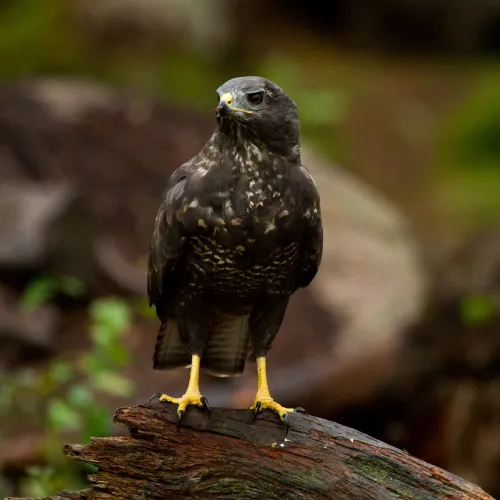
top-left (147, 163), bottom-right (191, 318)
top-left (296, 165), bottom-right (323, 290)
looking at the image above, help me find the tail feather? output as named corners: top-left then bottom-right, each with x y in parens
top-left (153, 313), bottom-right (251, 376)
top-left (202, 313), bottom-right (251, 377)
top-left (153, 317), bottom-right (190, 370)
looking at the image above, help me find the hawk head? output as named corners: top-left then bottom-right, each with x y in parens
top-left (215, 76), bottom-right (300, 153)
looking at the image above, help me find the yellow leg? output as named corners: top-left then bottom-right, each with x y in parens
top-left (249, 357), bottom-right (294, 422)
top-left (153, 355), bottom-right (209, 419)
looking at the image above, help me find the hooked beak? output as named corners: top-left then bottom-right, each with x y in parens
top-left (216, 92), bottom-right (233, 118)
top-left (215, 92), bottom-right (253, 118)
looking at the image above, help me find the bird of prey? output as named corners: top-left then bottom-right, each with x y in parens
top-left (148, 76), bottom-right (322, 425)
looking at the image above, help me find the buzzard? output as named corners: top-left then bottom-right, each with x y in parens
top-left (148, 76), bottom-right (323, 425)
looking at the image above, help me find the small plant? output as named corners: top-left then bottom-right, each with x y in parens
top-left (460, 293), bottom-right (498, 328)
top-left (436, 73), bottom-right (500, 230)
top-left (0, 292), bottom-right (135, 497)
top-left (20, 274), bottom-right (87, 311)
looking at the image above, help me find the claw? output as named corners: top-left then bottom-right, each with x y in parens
top-left (177, 408), bottom-right (185, 423)
top-left (283, 412), bottom-right (290, 435)
top-left (294, 406), bottom-right (307, 414)
top-left (149, 392), bottom-right (162, 403)
top-left (155, 391), bottom-right (209, 425)
top-left (250, 398), bottom-right (294, 427)
top-left (253, 400), bottom-right (262, 420)
top-left (201, 396), bottom-right (211, 418)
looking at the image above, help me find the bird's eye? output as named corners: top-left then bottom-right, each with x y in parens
top-left (247, 91), bottom-right (264, 105)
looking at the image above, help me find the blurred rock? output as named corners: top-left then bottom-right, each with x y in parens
top-left (0, 285), bottom-right (60, 368)
top-left (78, 0), bottom-right (240, 58)
top-left (333, 227), bottom-right (500, 497)
top-left (0, 182), bottom-right (95, 282)
top-left (0, 78), bottom-right (210, 289)
top-left (440, 228), bottom-right (500, 302)
top-left (304, 147), bottom-right (426, 358)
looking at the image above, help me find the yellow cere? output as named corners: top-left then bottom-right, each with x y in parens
top-left (220, 92), bottom-right (233, 105)
top-left (220, 92), bottom-right (253, 114)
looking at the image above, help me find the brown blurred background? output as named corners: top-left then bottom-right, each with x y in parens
top-left (1, 0), bottom-right (500, 497)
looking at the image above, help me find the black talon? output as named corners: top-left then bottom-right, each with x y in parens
top-left (177, 409), bottom-right (185, 425)
top-left (283, 413), bottom-right (290, 436)
top-left (201, 397), bottom-right (211, 418)
top-left (253, 401), bottom-right (262, 420)
top-left (294, 406), bottom-right (307, 414)
top-left (149, 392), bottom-right (162, 403)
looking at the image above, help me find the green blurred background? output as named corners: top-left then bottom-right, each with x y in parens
top-left (1, 0), bottom-right (500, 497)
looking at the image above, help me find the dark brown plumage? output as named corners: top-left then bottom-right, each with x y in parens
top-left (148, 76), bottom-right (322, 421)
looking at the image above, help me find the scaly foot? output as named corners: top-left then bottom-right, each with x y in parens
top-left (150, 391), bottom-right (210, 421)
top-left (249, 357), bottom-right (306, 429)
top-left (250, 397), bottom-right (295, 423)
top-left (150, 354), bottom-right (209, 422)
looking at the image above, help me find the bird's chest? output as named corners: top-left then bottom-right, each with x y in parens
top-left (224, 168), bottom-right (294, 241)
top-left (183, 235), bottom-right (300, 298)
top-left (181, 151), bottom-right (303, 291)
top-left (232, 175), bottom-right (278, 213)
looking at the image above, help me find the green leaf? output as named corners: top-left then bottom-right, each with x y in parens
top-left (90, 298), bottom-right (132, 338)
top-left (21, 465), bottom-right (55, 497)
top-left (0, 472), bottom-right (14, 498)
top-left (58, 275), bottom-right (86, 298)
top-left (90, 371), bottom-right (134, 397)
top-left (82, 463), bottom-right (98, 474)
top-left (135, 297), bottom-right (157, 320)
top-left (90, 324), bottom-right (116, 349)
top-left (48, 360), bottom-right (74, 385)
top-left (81, 405), bottom-right (112, 438)
top-left (299, 90), bottom-right (347, 127)
top-left (0, 378), bottom-right (17, 413)
top-left (103, 344), bottom-right (130, 367)
top-left (67, 384), bottom-right (94, 408)
top-left (20, 276), bottom-right (58, 310)
top-left (46, 399), bottom-right (82, 431)
top-left (460, 294), bottom-right (497, 327)
top-left (80, 353), bottom-right (109, 376)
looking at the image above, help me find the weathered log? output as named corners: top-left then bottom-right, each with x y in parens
top-left (8, 404), bottom-right (494, 500)
top-left (10, 494), bottom-right (82, 500)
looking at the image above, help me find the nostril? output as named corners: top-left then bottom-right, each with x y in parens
top-left (219, 92), bottom-right (233, 106)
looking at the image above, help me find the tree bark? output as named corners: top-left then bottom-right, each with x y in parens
top-left (8, 404), bottom-right (494, 500)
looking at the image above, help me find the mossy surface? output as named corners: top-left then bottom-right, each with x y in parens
top-left (357, 456), bottom-right (452, 500)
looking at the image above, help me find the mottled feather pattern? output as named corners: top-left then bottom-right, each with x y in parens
top-left (184, 236), bottom-right (300, 298)
top-left (147, 76), bottom-right (323, 375)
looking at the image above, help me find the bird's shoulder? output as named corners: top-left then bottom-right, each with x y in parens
top-left (281, 163), bottom-right (321, 226)
top-left (290, 164), bottom-right (322, 289)
top-left (148, 157), bottom-right (202, 307)
top-left (297, 164), bottom-right (320, 202)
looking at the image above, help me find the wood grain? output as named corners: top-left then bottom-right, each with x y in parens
top-left (8, 404), bottom-right (494, 500)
